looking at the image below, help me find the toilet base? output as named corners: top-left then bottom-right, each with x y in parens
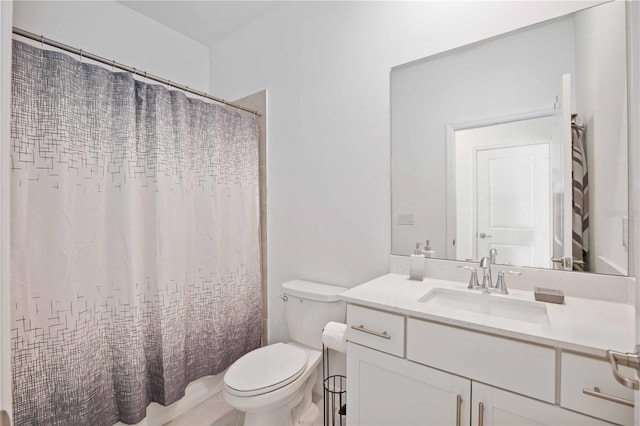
top-left (242, 369), bottom-right (319, 426)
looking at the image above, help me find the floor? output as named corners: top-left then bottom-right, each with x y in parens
top-left (163, 394), bottom-right (243, 426)
top-left (163, 394), bottom-right (328, 426)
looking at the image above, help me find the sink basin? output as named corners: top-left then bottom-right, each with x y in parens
top-left (418, 288), bottom-right (549, 325)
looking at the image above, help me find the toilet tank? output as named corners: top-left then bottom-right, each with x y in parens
top-left (282, 280), bottom-right (347, 349)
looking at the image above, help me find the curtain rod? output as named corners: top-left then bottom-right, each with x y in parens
top-left (12, 27), bottom-right (261, 117)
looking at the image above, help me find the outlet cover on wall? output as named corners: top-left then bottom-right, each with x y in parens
top-left (398, 213), bottom-right (414, 225)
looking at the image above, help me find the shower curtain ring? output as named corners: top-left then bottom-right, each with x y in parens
top-left (112, 60), bottom-right (116, 72)
top-left (79, 49), bottom-right (83, 63)
top-left (39, 35), bottom-right (44, 49)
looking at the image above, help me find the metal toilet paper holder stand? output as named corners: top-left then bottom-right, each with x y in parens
top-left (323, 345), bottom-right (346, 426)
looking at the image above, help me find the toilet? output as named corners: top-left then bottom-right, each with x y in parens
top-left (223, 280), bottom-right (347, 426)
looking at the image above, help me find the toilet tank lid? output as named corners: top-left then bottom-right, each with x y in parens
top-left (282, 280), bottom-right (347, 302)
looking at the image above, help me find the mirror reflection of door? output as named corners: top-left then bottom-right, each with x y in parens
top-left (475, 144), bottom-right (550, 267)
top-left (550, 73), bottom-right (573, 270)
top-left (455, 116), bottom-right (553, 266)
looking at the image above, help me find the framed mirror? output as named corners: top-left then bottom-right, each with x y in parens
top-left (391, 1), bottom-right (628, 276)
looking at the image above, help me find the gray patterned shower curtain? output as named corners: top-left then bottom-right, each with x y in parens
top-left (10, 41), bottom-right (262, 425)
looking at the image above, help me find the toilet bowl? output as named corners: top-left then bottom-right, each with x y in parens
top-left (223, 280), bottom-right (347, 426)
top-left (224, 342), bottom-right (321, 426)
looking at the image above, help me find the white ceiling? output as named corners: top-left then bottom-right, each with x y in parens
top-left (119, 1), bottom-right (283, 46)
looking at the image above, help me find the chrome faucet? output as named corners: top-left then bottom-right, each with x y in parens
top-left (489, 248), bottom-right (498, 264)
top-left (479, 257), bottom-right (492, 290)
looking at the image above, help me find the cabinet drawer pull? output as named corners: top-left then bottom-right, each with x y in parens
top-left (351, 324), bottom-right (391, 339)
top-left (455, 394), bottom-right (462, 426)
top-left (583, 387), bottom-right (634, 407)
top-left (478, 402), bottom-right (484, 426)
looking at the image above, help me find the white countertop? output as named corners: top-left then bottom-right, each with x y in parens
top-left (339, 273), bottom-right (635, 358)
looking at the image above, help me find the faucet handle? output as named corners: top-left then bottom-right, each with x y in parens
top-left (494, 271), bottom-right (521, 295)
top-left (468, 270), bottom-right (480, 289)
top-left (458, 265), bottom-right (480, 289)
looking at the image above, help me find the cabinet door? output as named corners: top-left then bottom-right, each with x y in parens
top-left (561, 352), bottom-right (635, 425)
top-left (347, 342), bottom-right (470, 426)
top-left (471, 382), bottom-right (612, 426)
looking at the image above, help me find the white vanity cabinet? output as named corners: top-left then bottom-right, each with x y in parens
top-left (406, 318), bottom-right (556, 403)
top-left (347, 304), bottom-right (405, 357)
top-left (560, 353), bottom-right (636, 425)
top-left (346, 305), bottom-right (622, 426)
top-left (346, 342), bottom-right (608, 426)
top-left (471, 382), bottom-right (609, 425)
top-left (347, 343), bottom-right (471, 425)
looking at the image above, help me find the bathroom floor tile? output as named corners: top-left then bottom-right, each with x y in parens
top-left (163, 397), bottom-right (239, 426)
top-left (212, 409), bottom-right (243, 426)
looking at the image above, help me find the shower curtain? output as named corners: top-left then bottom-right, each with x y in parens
top-left (10, 40), bottom-right (262, 425)
top-left (571, 114), bottom-right (589, 271)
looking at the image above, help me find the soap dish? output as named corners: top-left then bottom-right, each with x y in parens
top-left (534, 287), bottom-right (565, 304)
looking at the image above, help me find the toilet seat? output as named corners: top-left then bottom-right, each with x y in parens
top-left (224, 343), bottom-right (308, 397)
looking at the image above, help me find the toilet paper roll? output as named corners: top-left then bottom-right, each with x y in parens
top-left (322, 321), bottom-right (347, 353)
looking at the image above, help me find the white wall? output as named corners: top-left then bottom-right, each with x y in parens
top-left (575, 1), bottom-right (629, 275)
top-left (392, 17), bottom-right (575, 259)
top-left (207, 0), bottom-right (600, 344)
top-left (13, 0), bottom-right (210, 92)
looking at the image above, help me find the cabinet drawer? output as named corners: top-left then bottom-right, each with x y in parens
top-left (561, 352), bottom-right (634, 425)
top-left (347, 304), bottom-right (404, 357)
top-left (407, 318), bottom-right (556, 403)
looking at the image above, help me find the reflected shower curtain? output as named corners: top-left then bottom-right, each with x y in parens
top-left (10, 41), bottom-right (261, 425)
top-left (571, 114), bottom-right (589, 271)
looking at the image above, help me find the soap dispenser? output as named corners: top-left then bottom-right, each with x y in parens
top-left (409, 242), bottom-right (425, 281)
top-left (422, 240), bottom-right (435, 258)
